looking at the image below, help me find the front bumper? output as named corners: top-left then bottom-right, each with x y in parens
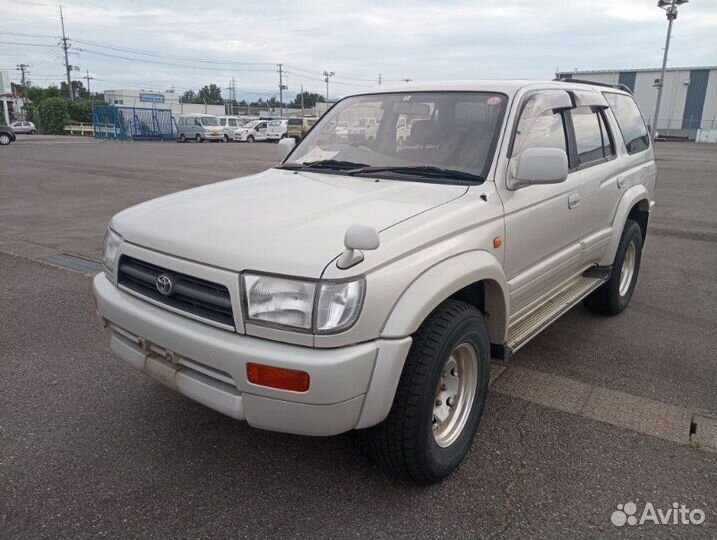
top-left (93, 273), bottom-right (411, 435)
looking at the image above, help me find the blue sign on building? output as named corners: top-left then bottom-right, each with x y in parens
top-left (139, 93), bottom-right (165, 104)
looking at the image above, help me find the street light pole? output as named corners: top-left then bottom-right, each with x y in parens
top-left (652, 0), bottom-right (688, 139)
top-left (323, 71), bottom-right (334, 103)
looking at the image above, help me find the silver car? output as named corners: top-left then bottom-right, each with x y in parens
top-left (10, 121), bottom-right (37, 134)
top-left (95, 80), bottom-right (656, 483)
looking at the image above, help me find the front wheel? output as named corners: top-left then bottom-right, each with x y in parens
top-left (30, 130), bottom-right (37, 135)
top-left (362, 300), bottom-right (490, 484)
top-left (584, 219), bottom-right (643, 315)
top-left (246, 135), bottom-right (255, 143)
top-left (0, 133), bottom-right (11, 145)
top-left (195, 134), bottom-right (203, 143)
top-left (178, 133), bottom-right (186, 143)
top-left (223, 134), bottom-right (230, 142)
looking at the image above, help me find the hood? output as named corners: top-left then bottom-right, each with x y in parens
top-left (112, 168), bottom-right (467, 277)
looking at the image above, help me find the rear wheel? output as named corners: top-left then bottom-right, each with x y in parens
top-left (178, 133), bottom-right (186, 143)
top-left (362, 300), bottom-right (490, 484)
top-left (223, 134), bottom-right (230, 142)
top-left (30, 129), bottom-right (37, 135)
top-left (584, 219), bottom-right (643, 315)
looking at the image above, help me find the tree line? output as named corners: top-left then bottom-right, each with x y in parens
top-left (181, 84), bottom-right (326, 110)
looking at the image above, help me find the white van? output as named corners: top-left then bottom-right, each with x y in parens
top-left (266, 119), bottom-right (288, 141)
top-left (175, 114), bottom-right (224, 143)
top-left (217, 116), bottom-right (246, 142)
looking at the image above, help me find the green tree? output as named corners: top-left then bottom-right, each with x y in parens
top-left (68, 99), bottom-right (94, 123)
top-left (196, 83), bottom-right (224, 105)
top-left (181, 89), bottom-right (196, 103)
top-left (60, 80), bottom-right (88, 100)
top-left (290, 91), bottom-right (325, 109)
top-left (38, 97), bottom-right (71, 134)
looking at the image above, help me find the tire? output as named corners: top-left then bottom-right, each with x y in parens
top-left (246, 135), bottom-right (255, 143)
top-left (362, 299), bottom-right (491, 484)
top-left (0, 133), bottom-right (11, 145)
top-left (195, 134), bottom-right (203, 143)
top-left (178, 134), bottom-right (186, 143)
top-left (30, 130), bottom-right (37, 135)
top-left (224, 134), bottom-right (230, 142)
top-left (584, 219), bottom-right (643, 315)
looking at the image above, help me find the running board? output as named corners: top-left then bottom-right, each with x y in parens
top-left (506, 276), bottom-right (606, 353)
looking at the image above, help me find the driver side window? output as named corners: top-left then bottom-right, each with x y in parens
top-left (514, 109), bottom-right (567, 156)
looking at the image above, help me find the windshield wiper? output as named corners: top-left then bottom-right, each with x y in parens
top-left (347, 165), bottom-right (484, 183)
top-left (279, 159), bottom-right (370, 171)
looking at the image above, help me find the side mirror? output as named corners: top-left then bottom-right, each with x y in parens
top-left (337, 224), bottom-right (380, 269)
top-left (277, 137), bottom-right (296, 162)
top-left (509, 147), bottom-right (569, 190)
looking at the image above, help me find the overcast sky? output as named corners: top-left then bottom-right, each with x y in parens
top-left (2, 0), bottom-right (715, 100)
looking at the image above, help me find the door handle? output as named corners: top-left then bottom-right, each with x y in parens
top-left (568, 193), bottom-right (581, 209)
top-left (617, 176), bottom-right (626, 189)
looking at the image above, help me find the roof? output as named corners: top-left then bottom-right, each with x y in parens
top-left (557, 66), bottom-right (717, 75)
top-left (346, 79), bottom-right (627, 98)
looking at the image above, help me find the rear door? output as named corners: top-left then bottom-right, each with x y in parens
top-left (567, 102), bottom-right (623, 265)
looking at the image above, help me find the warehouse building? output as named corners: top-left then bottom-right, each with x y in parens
top-left (102, 89), bottom-right (225, 116)
top-left (557, 66), bottom-right (717, 140)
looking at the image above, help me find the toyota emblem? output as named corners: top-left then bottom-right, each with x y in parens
top-left (155, 273), bottom-right (174, 296)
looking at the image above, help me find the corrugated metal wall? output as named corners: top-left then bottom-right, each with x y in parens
top-left (682, 69), bottom-right (710, 129)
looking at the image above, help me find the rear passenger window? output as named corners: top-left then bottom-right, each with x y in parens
top-left (604, 93), bottom-right (650, 154)
top-left (570, 107), bottom-right (604, 165)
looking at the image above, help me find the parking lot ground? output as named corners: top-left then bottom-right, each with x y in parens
top-left (1, 137), bottom-right (716, 538)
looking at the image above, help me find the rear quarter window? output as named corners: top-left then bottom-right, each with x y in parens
top-left (604, 92), bottom-right (650, 155)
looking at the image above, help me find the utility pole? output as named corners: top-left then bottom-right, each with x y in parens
top-left (300, 84), bottom-right (305, 116)
top-left (60, 6), bottom-right (74, 101)
top-left (378, 73), bottom-right (382, 86)
top-left (278, 64), bottom-right (287, 117)
top-left (652, 0), bottom-right (688, 138)
top-left (84, 69), bottom-right (93, 96)
top-left (231, 77), bottom-right (236, 115)
top-left (16, 64), bottom-right (29, 88)
top-left (323, 70), bottom-right (334, 103)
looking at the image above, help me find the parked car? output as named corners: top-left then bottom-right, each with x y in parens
top-left (266, 119), bottom-right (288, 141)
top-left (94, 81), bottom-right (655, 484)
top-left (0, 125), bottom-right (16, 145)
top-left (347, 117), bottom-right (379, 143)
top-left (286, 116), bottom-right (317, 140)
top-left (217, 116), bottom-right (246, 142)
top-left (10, 121), bottom-right (37, 134)
top-left (175, 114), bottom-right (224, 143)
top-left (233, 120), bottom-right (268, 142)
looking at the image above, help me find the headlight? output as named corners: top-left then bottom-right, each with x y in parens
top-left (242, 273), bottom-right (365, 333)
top-left (244, 274), bottom-right (316, 329)
top-left (102, 227), bottom-right (122, 274)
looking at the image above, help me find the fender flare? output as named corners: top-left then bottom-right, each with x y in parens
top-left (381, 250), bottom-right (509, 343)
top-left (599, 185), bottom-right (651, 267)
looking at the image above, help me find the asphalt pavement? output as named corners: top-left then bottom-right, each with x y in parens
top-left (1, 136), bottom-right (715, 538)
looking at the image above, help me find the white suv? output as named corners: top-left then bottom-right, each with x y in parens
top-left (95, 81), bottom-right (655, 484)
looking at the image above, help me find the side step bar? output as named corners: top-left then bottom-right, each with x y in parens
top-left (506, 276), bottom-right (606, 353)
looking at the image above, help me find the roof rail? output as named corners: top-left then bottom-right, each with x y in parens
top-left (553, 76), bottom-right (633, 94)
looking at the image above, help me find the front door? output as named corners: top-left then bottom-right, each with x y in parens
top-left (501, 91), bottom-right (584, 320)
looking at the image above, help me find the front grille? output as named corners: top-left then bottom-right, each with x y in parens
top-left (117, 255), bottom-right (234, 328)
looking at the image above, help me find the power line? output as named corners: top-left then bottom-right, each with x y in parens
top-left (0, 40), bottom-right (56, 47)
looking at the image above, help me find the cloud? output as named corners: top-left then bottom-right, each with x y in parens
top-left (2, 0), bottom-right (715, 99)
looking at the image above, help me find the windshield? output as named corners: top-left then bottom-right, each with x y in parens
top-left (200, 116), bottom-right (219, 126)
top-left (244, 120), bottom-right (260, 129)
top-left (269, 120), bottom-right (283, 126)
top-left (288, 118), bottom-right (303, 126)
top-left (285, 92), bottom-right (507, 181)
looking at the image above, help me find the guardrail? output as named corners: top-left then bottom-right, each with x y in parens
top-left (64, 123), bottom-right (95, 136)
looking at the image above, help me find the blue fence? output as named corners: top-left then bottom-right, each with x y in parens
top-left (92, 105), bottom-right (175, 141)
